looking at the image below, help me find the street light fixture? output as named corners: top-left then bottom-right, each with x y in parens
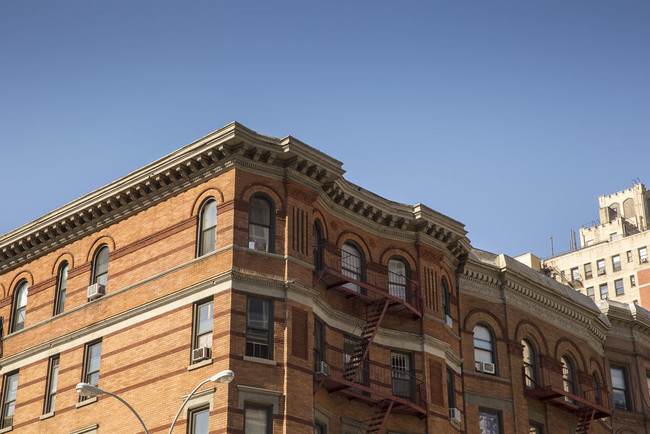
top-left (168, 369), bottom-right (234, 434)
top-left (76, 382), bottom-right (149, 434)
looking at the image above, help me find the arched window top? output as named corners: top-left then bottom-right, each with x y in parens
top-left (441, 276), bottom-right (451, 317)
top-left (12, 280), bottom-right (28, 332)
top-left (92, 245), bottom-right (109, 287)
top-left (342, 241), bottom-right (363, 259)
top-left (198, 198), bottom-right (217, 256)
top-left (473, 324), bottom-right (496, 371)
top-left (248, 194), bottom-right (274, 253)
top-left (388, 257), bottom-right (409, 277)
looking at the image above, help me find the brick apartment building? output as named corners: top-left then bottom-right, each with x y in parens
top-left (0, 122), bottom-right (649, 433)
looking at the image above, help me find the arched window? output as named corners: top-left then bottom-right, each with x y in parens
top-left (197, 199), bottom-right (217, 257)
top-left (342, 242), bottom-right (363, 293)
top-left (313, 220), bottom-right (324, 271)
top-left (441, 277), bottom-right (451, 318)
top-left (54, 262), bottom-right (68, 315)
top-left (521, 338), bottom-right (537, 389)
top-left (11, 281), bottom-right (28, 333)
top-left (592, 371), bottom-right (602, 405)
top-left (473, 324), bottom-right (496, 373)
top-left (92, 245), bottom-right (109, 288)
top-left (248, 195), bottom-right (274, 253)
top-left (388, 257), bottom-right (409, 301)
top-left (561, 355), bottom-right (576, 400)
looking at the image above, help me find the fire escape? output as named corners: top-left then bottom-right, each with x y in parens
top-left (523, 357), bottom-right (611, 434)
top-left (314, 245), bottom-right (428, 433)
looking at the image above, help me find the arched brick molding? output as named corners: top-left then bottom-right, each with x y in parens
top-left (86, 236), bottom-right (116, 263)
top-left (240, 183), bottom-right (284, 212)
top-left (191, 187), bottom-right (225, 217)
top-left (514, 320), bottom-right (550, 356)
top-left (335, 231), bottom-right (373, 263)
top-left (463, 309), bottom-right (506, 340)
top-left (51, 252), bottom-right (75, 276)
top-left (8, 271), bottom-right (35, 297)
top-left (554, 337), bottom-right (587, 372)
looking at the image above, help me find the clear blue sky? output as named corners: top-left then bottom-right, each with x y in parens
top-left (1, 1), bottom-right (649, 259)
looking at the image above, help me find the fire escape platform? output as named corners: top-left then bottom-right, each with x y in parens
top-left (318, 269), bottom-right (422, 319)
top-left (525, 385), bottom-right (611, 420)
top-left (316, 374), bottom-right (428, 418)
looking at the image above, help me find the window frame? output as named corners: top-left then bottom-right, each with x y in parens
top-left (612, 255), bottom-right (621, 272)
top-left (478, 409), bottom-right (502, 434)
top-left (570, 267), bottom-right (580, 281)
top-left (561, 355), bottom-right (577, 400)
top-left (313, 220), bottom-right (324, 272)
top-left (53, 262), bottom-right (68, 316)
top-left (387, 256), bottom-right (410, 302)
top-left (599, 283), bottom-right (608, 300)
top-left (246, 297), bottom-right (273, 360)
top-left (187, 404), bottom-right (210, 434)
top-left (11, 280), bottom-right (28, 333)
top-left (614, 279), bottom-right (624, 296)
top-left (441, 277), bottom-right (451, 319)
top-left (631, 275), bottom-right (636, 287)
top-left (314, 317), bottom-right (324, 364)
top-left (586, 286), bottom-right (594, 298)
top-left (43, 355), bottom-right (60, 415)
top-left (1, 371), bottom-right (19, 429)
top-left (390, 351), bottom-right (414, 400)
top-left (91, 245), bottom-right (109, 288)
top-left (521, 338), bottom-right (538, 389)
top-left (473, 324), bottom-right (496, 373)
top-left (192, 299), bottom-right (214, 358)
top-left (639, 246), bottom-right (648, 263)
top-left (627, 250), bottom-right (633, 262)
top-left (583, 263), bottom-right (592, 279)
top-left (610, 366), bottom-right (630, 410)
top-left (446, 367), bottom-right (456, 410)
top-left (596, 259), bottom-right (606, 275)
top-left (248, 194), bottom-right (275, 253)
top-left (244, 403), bottom-right (272, 434)
top-left (197, 199), bottom-right (217, 257)
top-left (80, 340), bottom-right (102, 401)
top-left (341, 242), bottom-right (365, 294)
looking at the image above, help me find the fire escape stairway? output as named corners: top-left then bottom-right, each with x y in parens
top-left (343, 299), bottom-right (390, 382)
top-left (366, 399), bottom-right (394, 433)
top-left (575, 407), bottom-right (596, 434)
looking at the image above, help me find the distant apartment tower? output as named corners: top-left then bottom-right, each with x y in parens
top-left (541, 183), bottom-right (650, 306)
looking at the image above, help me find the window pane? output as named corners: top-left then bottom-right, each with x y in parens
top-left (479, 412), bottom-right (500, 434)
top-left (201, 228), bottom-right (216, 254)
top-left (250, 198), bottom-right (271, 225)
top-left (6, 376), bottom-right (18, 403)
top-left (202, 201), bottom-right (217, 228)
top-left (192, 408), bottom-right (210, 434)
top-left (198, 303), bottom-right (213, 335)
top-left (248, 299), bottom-right (269, 329)
top-left (95, 247), bottom-right (109, 276)
top-left (245, 406), bottom-right (269, 434)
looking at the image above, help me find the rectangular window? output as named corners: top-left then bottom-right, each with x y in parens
top-left (610, 233), bottom-right (618, 241)
top-left (1, 372), bottom-right (18, 429)
top-left (615, 279), bottom-right (624, 296)
top-left (314, 422), bottom-right (327, 434)
top-left (188, 405), bottom-right (210, 434)
top-left (586, 287), bottom-right (594, 298)
top-left (314, 317), bottom-right (324, 364)
top-left (246, 298), bottom-right (273, 359)
top-left (391, 352), bottom-right (413, 400)
top-left (584, 263), bottom-right (592, 279)
top-left (479, 410), bottom-right (501, 434)
top-left (570, 267), bottom-right (580, 281)
top-left (627, 250), bottom-right (633, 262)
top-left (599, 283), bottom-right (608, 300)
top-left (631, 275), bottom-right (636, 287)
top-left (447, 368), bottom-right (456, 410)
top-left (81, 341), bottom-right (102, 400)
top-left (192, 300), bottom-right (213, 361)
top-left (640, 247), bottom-right (648, 263)
top-left (597, 259), bottom-right (606, 275)
top-left (43, 356), bottom-right (59, 414)
top-left (611, 367), bottom-right (629, 410)
top-left (244, 404), bottom-right (272, 434)
top-left (612, 255), bottom-right (621, 271)
top-left (529, 421), bottom-right (544, 434)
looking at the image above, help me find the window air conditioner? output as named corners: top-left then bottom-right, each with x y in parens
top-left (642, 258), bottom-right (648, 263)
top-left (449, 407), bottom-right (461, 423)
top-left (192, 346), bottom-right (211, 363)
top-left (482, 362), bottom-right (496, 374)
top-left (597, 269), bottom-right (606, 275)
top-left (445, 315), bottom-right (453, 328)
top-left (87, 283), bottom-right (106, 300)
top-left (315, 361), bottom-right (330, 376)
top-left (475, 361), bottom-right (483, 372)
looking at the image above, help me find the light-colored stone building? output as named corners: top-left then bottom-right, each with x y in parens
top-left (540, 183), bottom-right (650, 306)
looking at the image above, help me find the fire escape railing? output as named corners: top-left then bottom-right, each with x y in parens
top-left (522, 361), bottom-right (611, 419)
top-left (316, 244), bottom-right (424, 317)
top-left (315, 346), bottom-right (428, 417)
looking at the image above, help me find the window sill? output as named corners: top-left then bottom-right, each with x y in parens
top-left (39, 412), bottom-right (55, 421)
top-left (188, 358), bottom-right (213, 371)
top-left (76, 396), bottom-right (98, 408)
top-left (0, 426), bottom-right (12, 433)
top-left (244, 356), bottom-right (277, 366)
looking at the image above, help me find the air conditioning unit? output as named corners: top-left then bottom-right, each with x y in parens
top-left (87, 283), bottom-right (105, 300)
top-left (445, 315), bottom-right (453, 328)
top-left (192, 346), bottom-right (211, 363)
top-left (573, 276), bottom-right (581, 281)
top-left (597, 269), bottom-right (606, 275)
top-left (449, 407), bottom-right (461, 423)
top-left (482, 362), bottom-right (496, 374)
top-left (314, 361), bottom-right (330, 376)
top-left (475, 361), bottom-right (483, 372)
top-left (642, 258), bottom-right (648, 263)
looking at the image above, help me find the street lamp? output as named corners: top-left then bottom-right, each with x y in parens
top-left (168, 369), bottom-right (234, 434)
top-left (76, 382), bottom-right (149, 434)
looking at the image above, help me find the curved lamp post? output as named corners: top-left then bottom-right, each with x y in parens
top-left (168, 369), bottom-right (234, 434)
top-left (76, 383), bottom-right (149, 434)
